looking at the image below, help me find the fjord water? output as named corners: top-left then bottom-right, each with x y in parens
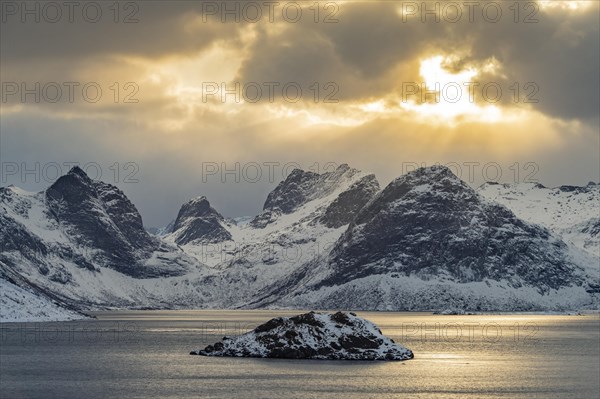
top-left (1, 311), bottom-right (598, 399)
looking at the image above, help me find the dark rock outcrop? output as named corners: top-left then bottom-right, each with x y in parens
top-left (170, 196), bottom-right (232, 245)
top-left (2, 167), bottom-right (189, 279)
top-left (190, 311), bottom-right (413, 361)
top-left (262, 169), bottom-right (321, 214)
top-left (322, 165), bottom-right (583, 292)
top-left (320, 174), bottom-right (380, 228)
top-left (45, 167), bottom-right (182, 278)
top-left (263, 164), bottom-right (363, 214)
top-left (251, 164), bottom-right (378, 228)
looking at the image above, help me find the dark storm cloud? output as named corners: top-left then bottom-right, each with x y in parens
top-left (0, 1), bottom-right (244, 61)
top-left (235, 1), bottom-right (600, 119)
top-left (317, 2), bottom-right (449, 77)
top-left (3, 1), bottom-right (599, 119)
top-left (459, 3), bottom-right (600, 120)
top-left (236, 2), bottom-right (450, 101)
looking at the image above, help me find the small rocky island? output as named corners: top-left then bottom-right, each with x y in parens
top-left (190, 311), bottom-right (413, 361)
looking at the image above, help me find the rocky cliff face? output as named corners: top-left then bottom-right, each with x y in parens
top-left (170, 197), bottom-right (232, 245)
top-left (478, 181), bottom-right (600, 258)
top-left (43, 167), bottom-right (164, 277)
top-left (0, 167), bottom-right (196, 310)
top-left (252, 164), bottom-right (376, 228)
top-left (2, 164), bottom-right (598, 313)
top-left (323, 165), bottom-right (582, 292)
top-left (248, 166), bottom-right (597, 311)
top-left (320, 174), bottom-right (380, 228)
top-left (261, 169), bottom-right (321, 214)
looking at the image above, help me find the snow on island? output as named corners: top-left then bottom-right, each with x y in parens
top-left (190, 311), bottom-right (414, 361)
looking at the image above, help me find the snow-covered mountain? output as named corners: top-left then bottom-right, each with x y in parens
top-left (1, 164), bottom-right (380, 313)
top-left (159, 164), bottom-right (381, 305)
top-left (0, 166), bottom-right (201, 310)
top-left (478, 182), bottom-right (599, 258)
top-left (1, 164), bottom-right (598, 316)
top-left (248, 166), bottom-right (599, 311)
top-left (0, 277), bottom-right (87, 322)
top-left (169, 196), bottom-right (232, 245)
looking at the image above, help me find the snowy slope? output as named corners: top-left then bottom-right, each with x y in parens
top-left (0, 168), bottom-right (205, 310)
top-left (0, 165), bottom-right (379, 311)
top-left (478, 182), bottom-right (599, 257)
top-left (248, 166), bottom-right (599, 312)
top-left (0, 278), bottom-right (87, 322)
top-left (163, 164), bottom-right (381, 304)
top-left (1, 165), bottom-right (598, 313)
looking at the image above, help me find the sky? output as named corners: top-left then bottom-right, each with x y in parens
top-left (1, 0), bottom-right (599, 227)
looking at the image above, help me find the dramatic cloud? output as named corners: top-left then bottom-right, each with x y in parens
top-left (1, 1), bottom-right (598, 226)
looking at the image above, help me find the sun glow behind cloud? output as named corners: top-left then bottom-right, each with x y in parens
top-left (538, 1), bottom-right (593, 11)
top-left (397, 55), bottom-right (507, 125)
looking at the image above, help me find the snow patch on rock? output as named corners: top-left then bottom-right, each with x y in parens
top-left (190, 311), bottom-right (413, 361)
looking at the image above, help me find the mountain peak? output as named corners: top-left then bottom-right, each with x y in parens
top-left (376, 166), bottom-right (464, 197)
top-left (47, 166), bottom-right (94, 202)
top-left (354, 165), bottom-right (472, 226)
top-left (406, 165), bottom-right (457, 181)
top-left (66, 166), bottom-right (91, 181)
top-left (262, 164), bottom-right (364, 214)
top-left (288, 168), bottom-right (317, 178)
top-left (36, 165), bottom-right (180, 277)
top-left (45, 166), bottom-right (94, 199)
top-left (188, 196), bottom-right (209, 205)
top-left (176, 196), bottom-right (218, 221)
top-left (171, 196), bottom-right (231, 245)
top-left (322, 166), bottom-right (582, 295)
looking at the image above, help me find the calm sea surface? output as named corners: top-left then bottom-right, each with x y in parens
top-left (1, 311), bottom-right (598, 398)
